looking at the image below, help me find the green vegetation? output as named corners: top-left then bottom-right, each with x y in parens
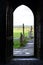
top-left (13, 39), bottom-right (20, 48)
top-left (13, 38), bottom-right (28, 48)
top-left (13, 27), bottom-right (34, 38)
top-left (13, 27), bottom-right (34, 48)
top-left (13, 32), bottom-right (30, 38)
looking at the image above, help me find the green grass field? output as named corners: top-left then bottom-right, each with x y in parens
top-left (13, 27), bottom-right (34, 48)
top-left (13, 32), bottom-right (29, 38)
top-left (13, 27), bottom-right (34, 38)
top-left (13, 39), bottom-right (20, 48)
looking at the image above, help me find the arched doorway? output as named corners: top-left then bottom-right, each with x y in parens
top-left (13, 5), bottom-right (34, 56)
top-left (0, 0), bottom-right (41, 63)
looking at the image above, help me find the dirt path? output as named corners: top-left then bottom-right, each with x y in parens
top-left (13, 38), bottom-right (34, 56)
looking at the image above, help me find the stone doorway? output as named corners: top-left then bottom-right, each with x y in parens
top-left (13, 5), bottom-right (34, 56)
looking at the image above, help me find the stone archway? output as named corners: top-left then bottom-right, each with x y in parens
top-left (5, 0), bottom-right (41, 63)
top-left (13, 4), bottom-right (34, 56)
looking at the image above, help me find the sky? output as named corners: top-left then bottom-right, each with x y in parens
top-left (13, 5), bottom-right (34, 26)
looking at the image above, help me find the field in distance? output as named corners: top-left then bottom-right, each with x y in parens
top-left (13, 26), bottom-right (34, 38)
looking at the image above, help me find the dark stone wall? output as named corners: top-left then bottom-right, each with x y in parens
top-left (40, 0), bottom-right (43, 60)
top-left (0, 0), bottom-right (13, 64)
top-left (6, 3), bottom-right (13, 63)
top-left (35, 9), bottom-right (41, 59)
top-left (0, 0), bottom-right (6, 63)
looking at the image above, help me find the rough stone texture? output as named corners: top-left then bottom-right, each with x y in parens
top-left (36, 10), bottom-right (41, 59)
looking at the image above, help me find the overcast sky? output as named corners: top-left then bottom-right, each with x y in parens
top-left (13, 5), bottom-right (34, 26)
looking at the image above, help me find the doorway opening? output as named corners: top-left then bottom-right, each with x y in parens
top-left (13, 5), bottom-right (34, 56)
